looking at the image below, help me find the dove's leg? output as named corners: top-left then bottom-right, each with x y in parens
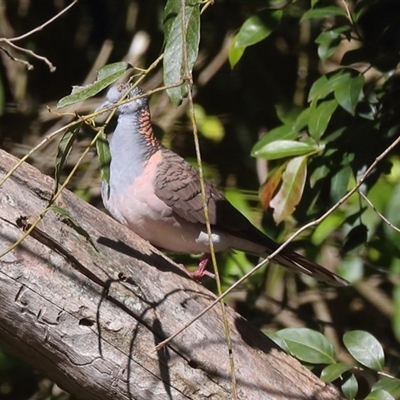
top-left (189, 253), bottom-right (215, 279)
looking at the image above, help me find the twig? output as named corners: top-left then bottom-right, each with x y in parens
top-left (358, 191), bottom-right (400, 234)
top-left (179, 0), bottom-right (237, 397)
top-left (155, 133), bottom-right (400, 350)
top-left (6, 0), bottom-right (78, 42)
top-left (0, 0), bottom-right (78, 71)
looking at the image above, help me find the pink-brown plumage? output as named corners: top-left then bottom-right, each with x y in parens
top-left (98, 83), bottom-right (348, 286)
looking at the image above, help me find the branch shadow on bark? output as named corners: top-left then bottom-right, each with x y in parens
top-left (0, 149), bottom-right (344, 400)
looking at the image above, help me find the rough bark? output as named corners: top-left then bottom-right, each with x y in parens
top-left (0, 149), bottom-right (344, 400)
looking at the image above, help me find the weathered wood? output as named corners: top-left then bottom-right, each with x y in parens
top-left (0, 149), bottom-right (344, 399)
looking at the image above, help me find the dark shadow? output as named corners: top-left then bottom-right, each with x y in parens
top-left (97, 236), bottom-right (190, 279)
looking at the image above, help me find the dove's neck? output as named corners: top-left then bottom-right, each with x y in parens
top-left (107, 109), bottom-right (160, 191)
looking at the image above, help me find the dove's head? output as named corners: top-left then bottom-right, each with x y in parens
top-left (97, 84), bottom-right (148, 115)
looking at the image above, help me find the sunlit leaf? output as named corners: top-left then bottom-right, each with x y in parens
top-left (330, 164), bottom-right (352, 203)
top-left (315, 26), bottom-right (350, 61)
top-left (251, 126), bottom-right (297, 156)
top-left (308, 99), bottom-right (338, 141)
top-left (96, 132), bottom-right (111, 198)
top-left (343, 330), bottom-right (385, 371)
top-left (270, 156), bottom-right (307, 223)
top-left (54, 123), bottom-right (81, 190)
top-left (164, 1), bottom-right (200, 105)
top-left (57, 62), bottom-right (132, 108)
top-left (235, 10), bottom-right (282, 48)
top-left (273, 327), bottom-right (336, 364)
top-left (260, 162), bottom-right (287, 210)
top-left (229, 34), bottom-right (245, 68)
top-left (342, 373), bottom-right (358, 400)
top-left (252, 139), bottom-right (317, 160)
top-left (365, 390), bottom-right (396, 400)
top-left (334, 73), bottom-right (365, 115)
top-left (193, 104), bottom-right (224, 142)
top-left (320, 363), bottom-right (353, 382)
top-left (372, 377), bottom-right (400, 398)
top-left (301, 5), bottom-right (347, 20)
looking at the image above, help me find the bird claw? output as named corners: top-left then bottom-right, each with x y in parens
top-left (180, 253), bottom-right (215, 280)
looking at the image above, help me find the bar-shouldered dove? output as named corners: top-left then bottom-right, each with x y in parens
top-left (98, 83), bottom-right (348, 286)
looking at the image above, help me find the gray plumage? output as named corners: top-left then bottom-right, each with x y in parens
top-left (98, 83), bottom-right (348, 286)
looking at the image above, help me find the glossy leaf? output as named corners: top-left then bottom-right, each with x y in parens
top-left (330, 164), bottom-right (352, 203)
top-left (273, 327), bottom-right (336, 364)
top-left (343, 330), bottom-right (385, 371)
top-left (302, 5), bottom-right (347, 20)
top-left (294, 107), bottom-right (311, 132)
top-left (308, 70), bottom-right (346, 103)
top-left (342, 373), bottom-right (358, 400)
top-left (320, 363), bottom-right (353, 382)
top-left (57, 62), bottom-right (132, 108)
top-left (372, 377), bottom-right (400, 398)
top-left (164, 1), bottom-right (200, 105)
top-left (235, 10), bottom-right (282, 48)
top-left (252, 140), bottom-right (316, 160)
top-left (334, 73), bottom-right (365, 115)
top-left (365, 390), bottom-right (395, 400)
top-left (270, 156), bottom-right (307, 224)
top-left (260, 162), bottom-right (287, 210)
top-left (308, 99), bottom-right (338, 141)
top-left (229, 35), bottom-right (245, 68)
top-left (54, 124), bottom-right (81, 190)
top-left (251, 126), bottom-right (297, 156)
top-left (315, 27), bottom-right (345, 61)
top-left (193, 104), bottom-right (224, 142)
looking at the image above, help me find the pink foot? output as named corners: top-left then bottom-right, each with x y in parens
top-left (182, 253), bottom-right (215, 280)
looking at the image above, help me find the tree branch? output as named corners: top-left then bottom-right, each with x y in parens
top-left (0, 149), bottom-right (343, 399)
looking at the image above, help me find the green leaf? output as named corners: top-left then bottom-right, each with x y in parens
top-left (270, 156), bottom-right (307, 223)
top-left (252, 140), bottom-right (317, 160)
top-left (229, 34), bottom-right (245, 68)
top-left (294, 107), bottom-right (311, 132)
top-left (163, 0), bottom-right (180, 44)
top-left (193, 104), bottom-right (224, 142)
top-left (372, 377), bottom-right (400, 398)
top-left (330, 164), bottom-right (352, 203)
top-left (57, 62), bottom-right (132, 108)
top-left (301, 5), bottom-right (347, 21)
top-left (308, 99), bottom-right (338, 141)
top-left (260, 162), bottom-right (287, 210)
top-left (320, 363), bottom-right (353, 382)
top-left (308, 70), bottom-right (346, 103)
top-left (251, 125), bottom-right (297, 156)
top-left (273, 327), bottom-right (336, 364)
top-left (343, 224), bottom-right (368, 252)
top-left (96, 132), bottom-right (111, 198)
top-left (315, 25), bottom-right (350, 61)
top-left (393, 283), bottom-right (400, 341)
top-left (334, 73), bottom-right (365, 115)
top-left (342, 373), bottom-right (358, 400)
top-left (163, 2), bottom-right (200, 105)
top-left (48, 205), bottom-right (98, 252)
top-left (54, 123), bottom-right (81, 190)
top-left (365, 390), bottom-right (395, 400)
top-left (275, 103), bottom-right (303, 125)
top-left (235, 10), bottom-right (282, 48)
top-left (265, 332), bottom-right (290, 353)
top-left (343, 330), bottom-right (385, 371)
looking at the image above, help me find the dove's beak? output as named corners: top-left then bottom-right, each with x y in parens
top-left (95, 100), bottom-right (111, 113)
